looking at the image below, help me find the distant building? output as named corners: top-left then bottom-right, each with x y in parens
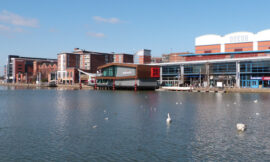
top-left (161, 52), bottom-right (192, 63)
top-left (5, 55), bottom-right (57, 83)
top-left (57, 48), bottom-right (114, 84)
top-left (113, 53), bottom-right (134, 63)
top-left (151, 57), bottom-right (162, 63)
top-left (135, 49), bottom-right (151, 64)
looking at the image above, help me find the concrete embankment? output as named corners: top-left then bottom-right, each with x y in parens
top-left (157, 87), bottom-right (270, 93)
top-left (0, 83), bottom-right (94, 90)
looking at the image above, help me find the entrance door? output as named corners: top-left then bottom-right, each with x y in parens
top-left (251, 80), bottom-right (259, 88)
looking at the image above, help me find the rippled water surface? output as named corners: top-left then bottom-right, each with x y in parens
top-left (0, 86), bottom-right (270, 161)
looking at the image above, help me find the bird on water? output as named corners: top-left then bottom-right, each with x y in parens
top-left (236, 123), bottom-right (246, 132)
top-left (166, 113), bottom-right (172, 124)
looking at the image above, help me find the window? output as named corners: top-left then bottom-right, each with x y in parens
top-left (151, 67), bottom-right (160, 78)
top-left (204, 50), bottom-right (212, 53)
top-left (234, 48), bottom-right (243, 52)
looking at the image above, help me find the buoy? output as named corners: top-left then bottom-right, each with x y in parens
top-left (254, 100), bottom-right (258, 103)
top-left (92, 125), bottom-right (97, 129)
top-left (166, 113), bottom-right (172, 124)
top-left (236, 123), bottom-right (246, 131)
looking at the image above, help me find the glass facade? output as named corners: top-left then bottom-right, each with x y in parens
top-left (102, 66), bottom-right (116, 77)
top-left (161, 60), bottom-right (270, 88)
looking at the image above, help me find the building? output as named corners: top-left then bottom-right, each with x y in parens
top-left (151, 57), bottom-right (163, 63)
top-left (161, 52), bottom-right (192, 63)
top-left (93, 63), bottom-right (160, 90)
top-left (57, 52), bottom-right (81, 84)
top-left (5, 55), bottom-right (57, 83)
top-left (135, 49), bottom-right (151, 64)
top-left (154, 29), bottom-right (270, 88)
top-left (57, 48), bottom-right (114, 84)
top-left (113, 53), bottom-right (134, 63)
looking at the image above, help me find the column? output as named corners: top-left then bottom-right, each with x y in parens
top-left (180, 65), bottom-right (184, 85)
top-left (205, 63), bottom-right (210, 87)
top-left (236, 61), bottom-right (240, 88)
top-left (159, 66), bottom-right (163, 85)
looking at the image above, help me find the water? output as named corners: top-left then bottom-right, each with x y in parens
top-left (0, 86), bottom-right (270, 161)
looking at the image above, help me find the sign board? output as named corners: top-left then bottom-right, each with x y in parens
top-left (217, 82), bottom-right (223, 87)
top-left (262, 77), bottom-right (270, 80)
top-left (251, 77), bottom-right (262, 80)
top-left (122, 71), bottom-right (132, 75)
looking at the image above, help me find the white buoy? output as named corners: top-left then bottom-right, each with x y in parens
top-left (92, 125), bottom-right (97, 129)
top-left (254, 100), bottom-right (258, 103)
top-left (236, 123), bottom-right (246, 131)
top-left (166, 113), bottom-right (172, 124)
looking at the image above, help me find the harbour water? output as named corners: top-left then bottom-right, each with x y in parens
top-left (0, 86), bottom-right (270, 161)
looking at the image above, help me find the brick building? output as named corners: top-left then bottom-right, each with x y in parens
top-left (57, 48), bottom-right (114, 84)
top-left (113, 53), bottom-right (134, 63)
top-left (5, 55), bottom-right (57, 83)
top-left (135, 49), bottom-right (151, 64)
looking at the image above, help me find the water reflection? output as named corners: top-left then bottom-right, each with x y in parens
top-left (0, 88), bottom-right (270, 161)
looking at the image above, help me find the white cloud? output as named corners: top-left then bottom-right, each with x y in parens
top-left (93, 16), bottom-right (122, 24)
top-left (0, 24), bottom-right (24, 33)
top-left (86, 31), bottom-right (105, 38)
top-left (0, 10), bottom-right (39, 27)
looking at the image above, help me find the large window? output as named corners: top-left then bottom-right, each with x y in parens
top-left (210, 63), bottom-right (236, 74)
top-left (103, 66), bottom-right (115, 77)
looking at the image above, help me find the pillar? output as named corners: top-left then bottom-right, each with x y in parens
top-left (236, 61), bottom-right (240, 88)
top-left (159, 66), bottom-right (163, 85)
top-left (180, 65), bottom-right (184, 85)
top-left (205, 63), bottom-right (210, 87)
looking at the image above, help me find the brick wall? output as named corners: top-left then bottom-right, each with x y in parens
top-left (258, 41), bottom-right (270, 50)
top-left (195, 45), bottom-right (221, 54)
top-left (225, 42), bottom-right (253, 52)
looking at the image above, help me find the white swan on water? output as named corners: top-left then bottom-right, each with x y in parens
top-left (236, 123), bottom-right (246, 131)
top-left (166, 113), bottom-right (172, 124)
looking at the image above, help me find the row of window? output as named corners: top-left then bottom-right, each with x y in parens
top-left (163, 61), bottom-right (270, 75)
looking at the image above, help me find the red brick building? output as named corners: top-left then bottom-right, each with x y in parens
top-left (5, 55), bottom-right (57, 83)
top-left (113, 53), bottom-right (134, 63)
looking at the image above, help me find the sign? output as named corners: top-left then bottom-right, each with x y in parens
top-left (217, 82), bottom-right (223, 87)
top-left (229, 35), bottom-right (249, 43)
top-left (251, 77), bottom-right (262, 80)
top-left (122, 71), bottom-right (132, 75)
top-left (262, 77), bottom-right (270, 80)
top-left (151, 67), bottom-right (160, 78)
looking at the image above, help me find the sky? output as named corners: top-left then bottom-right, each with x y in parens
top-left (1, 0), bottom-right (270, 75)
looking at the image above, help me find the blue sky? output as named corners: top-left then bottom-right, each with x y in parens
top-left (1, 0), bottom-right (270, 74)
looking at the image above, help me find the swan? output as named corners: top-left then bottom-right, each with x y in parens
top-left (236, 123), bottom-right (246, 131)
top-left (166, 113), bottom-right (172, 124)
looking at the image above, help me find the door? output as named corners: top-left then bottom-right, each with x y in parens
top-left (251, 80), bottom-right (259, 88)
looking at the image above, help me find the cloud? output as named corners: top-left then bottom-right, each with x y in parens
top-left (86, 31), bottom-right (105, 38)
top-left (0, 24), bottom-right (24, 33)
top-left (0, 10), bottom-right (38, 27)
top-left (93, 16), bottom-right (122, 24)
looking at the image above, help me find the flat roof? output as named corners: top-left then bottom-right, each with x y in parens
top-left (150, 56), bottom-right (270, 66)
top-left (179, 50), bottom-right (270, 57)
